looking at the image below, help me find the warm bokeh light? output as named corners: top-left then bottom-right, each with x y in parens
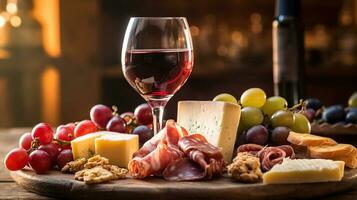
top-left (41, 66), bottom-right (60, 125)
top-left (33, 0), bottom-right (61, 57)
top-left (6, 3), bottom-right (18, 14)
top-left (0, 16), bottom-right (6, 28)
top-left (9, 16), bottom-right (21, 27)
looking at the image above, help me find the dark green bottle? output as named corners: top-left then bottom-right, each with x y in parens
top-left (272, 0), bottom-right (305, 106)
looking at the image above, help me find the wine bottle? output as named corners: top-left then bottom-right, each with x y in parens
top-left (272, 0), bottom-right (305, 106)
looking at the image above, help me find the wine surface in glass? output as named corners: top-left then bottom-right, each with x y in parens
top-left (124, 49), bottom-right (193, 100)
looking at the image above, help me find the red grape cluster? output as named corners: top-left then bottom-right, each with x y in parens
top-left (4, 123), bottom-right (74, 174)
top-left (90, 103), bottom-right (154, 144)
top-left (4, 103), bottom-right (154, 173)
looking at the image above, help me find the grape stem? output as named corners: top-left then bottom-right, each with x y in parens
top-left (112, 105), bottom-right (119, 116)
top-left (53, 138), bottom-right (71, 146)
top-left (27, 138), bottom-right (40, 154)
top-left (289, 99), bottom-right (306, 113)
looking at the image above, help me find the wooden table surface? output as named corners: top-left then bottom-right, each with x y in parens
top-left (1, 128), bottom-right (357, 200)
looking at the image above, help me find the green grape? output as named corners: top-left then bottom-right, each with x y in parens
top-left (240, 107), bottom-right (264, 128)
top-left (291, 113), bottom-right (311, 133)
top-left (213, 93), bottom-right (238, 104)
top-left (270, 110), bottom-right (295, 128)
top-left (348, 92), bottom-right (357, 108)
top-left (240, 88), bottom-right (266, 108)
top-left (261, 96), bottom-right (288, 117)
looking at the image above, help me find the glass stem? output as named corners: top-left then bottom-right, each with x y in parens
top-left (151, 106), bottom-right (164, 134)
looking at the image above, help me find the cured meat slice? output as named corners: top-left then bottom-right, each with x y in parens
top-left (237, 144), bottom-right (295, 171)
top-left (237, 144), bottom-right (264, 155)
top-left (178, 134), bottom-right (225, 178)
top-left (132, 127), bottom-right (166, 158)
top-left (128, 120), bottom-right (188, 179)
top-left (132, 120), bottom-right (188, 158)
top-left (257, 147), bottom-right (287, 171)
top-left (129, 142), bottom-right (183, 178)
top-left (162, 158), bottom-right (205, 181)
top-left (277, 145), bottom-right (295, 159)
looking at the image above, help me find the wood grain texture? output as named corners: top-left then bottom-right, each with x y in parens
top-left (10, 168), bottom-right (357, 200)
top-left (0, 182), bottom-right (55, 200)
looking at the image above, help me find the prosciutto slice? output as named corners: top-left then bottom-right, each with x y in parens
top-left (237, 144), bottom-right (295, 171)
top-left (128, 120), bottom-right (188, 179)
top-left (178, 134), bottom-right (225, 179)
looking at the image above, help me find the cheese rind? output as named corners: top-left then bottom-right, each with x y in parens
top-left (177, 101), bottom-right (241, 163)
top-left (263, 158), bottom-right (345, 184)
top-left (71, 132), bottom-right (108, 160)
top-left (95, 134), bottom-right (139, 168)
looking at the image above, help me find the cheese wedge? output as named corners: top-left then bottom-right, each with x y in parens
top-left (287, 131), bottom-right (337, 147)
top-left (308, 144), bottom-right (357, 169)
top-left (263, 158), bottom-right (345, 184)
top-left (95, 134), bottom-right (139, 168)
top-left (177, 101), bottom-right (241, 163)
top-left (71, 131), bottom-right (108, 160)
top-left (308, 144), bottom-right (357, 158)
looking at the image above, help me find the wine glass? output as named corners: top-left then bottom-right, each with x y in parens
top-left (121, 17), bottom-right (194, 134)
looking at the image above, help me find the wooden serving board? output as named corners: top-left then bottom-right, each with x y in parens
top-left (10, 168), bottom-right (357, 200)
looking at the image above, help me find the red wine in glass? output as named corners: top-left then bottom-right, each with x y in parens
top-left (124, 49), bottom-right (193, 100)
top-left (121, 17), bottom-right (193, 134)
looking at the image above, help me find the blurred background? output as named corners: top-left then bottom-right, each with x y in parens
top-left (0, 0), bottom-right (356, 127)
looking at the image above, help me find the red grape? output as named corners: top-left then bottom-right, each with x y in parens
top-left (31, 123), bottom-right (54, 145)
top-left (19, 132), bottom-right (33, 150)
top-left (74, 120), bottom-right (97, 137)
top-left (57, 149), bottom-right (74, 169)
top-left (106, 116), bottom-right (126, 133)
top-left (4, 148), bottom-right (29, 171)
top-left (134, 103), bottom-right (153, 125)
top-left (29, 150), bottom-right (51, 174)
top-left (245, 125), bottom-right (268, 145)
top-left (132, 125), bottom-right (153, 144)
top-left (90, 104), bottom-right (113, 128)
top-left (55, 126), bottom-right (74, 142)
top-left (65, 123), bottom-right (76, 133)
top-left (38, 143), bottom-right (60, 166)
top-left (271, 127), bottom-right (291, 145)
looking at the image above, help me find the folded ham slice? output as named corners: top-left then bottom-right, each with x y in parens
top-left (177, 134), bottom-right (225, 179)
top-left (128, 120), bottom-right (188, 179)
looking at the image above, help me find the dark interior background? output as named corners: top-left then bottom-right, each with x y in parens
top-left (0, 0), bottom-right (356, 127)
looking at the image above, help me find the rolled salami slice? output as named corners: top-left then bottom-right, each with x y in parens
top-left (257, 147), bottom-right (287, 171)
top-left (178, 134), bottom-right (225, 179)
top-left (277, 145), bottom-right (295, 158)
top-left (237, 144), bottom-right (264, 156)
top-left (163, 158), bottom-right (205, 181)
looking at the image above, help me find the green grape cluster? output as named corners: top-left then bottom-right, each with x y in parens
top-left (213, 88), bottom-right (311, 146)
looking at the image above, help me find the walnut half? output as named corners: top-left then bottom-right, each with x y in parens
top-left (61, 158), bottom-right (87, 173)
top-left (227, 152), bottom-right (262, 183)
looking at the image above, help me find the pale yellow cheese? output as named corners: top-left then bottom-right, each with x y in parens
top-left (177, 101), bottom-right (241, 163)
top-left (95, 134), bottom-right (139, 168)
top-left (71, 131), bottom-right (108, 160)
top-left (263, 158), bottom-right (345, 184)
